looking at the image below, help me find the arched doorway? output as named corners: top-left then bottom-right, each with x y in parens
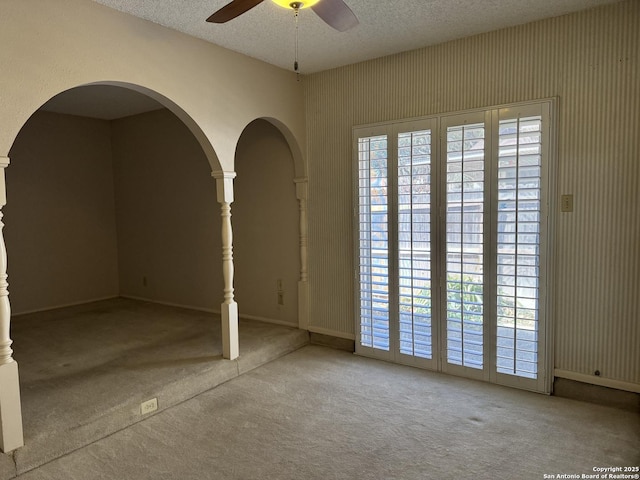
top-left (233, 118), bottom-right (308, 331)
top-left (234, 119), bottom-right (300, 326)
top-left (7, 83), bottom-right (226, 318)
top-left (0, 83), bottom-right (232, 455)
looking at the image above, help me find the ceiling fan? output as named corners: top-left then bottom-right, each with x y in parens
top-left (206, 0), bottom-right (359, 32)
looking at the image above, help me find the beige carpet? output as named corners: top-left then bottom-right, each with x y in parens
top-left (14, 344), bottom-right (640, 480)
top-left (1, 298), bottom-right (309, 477)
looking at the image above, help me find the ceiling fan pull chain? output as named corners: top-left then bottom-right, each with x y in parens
top-left (293, 4), bottom-right (300, 75)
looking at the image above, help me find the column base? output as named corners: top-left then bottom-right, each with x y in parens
top-left (221, 302), bottom-right (239, 360)
top-left (0, 361), bottom-right (23, 452)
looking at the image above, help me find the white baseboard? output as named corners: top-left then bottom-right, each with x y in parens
top-left (554, 369), bottom-right (640, 393)
top-left (12, 295), bottom-right (120, 317)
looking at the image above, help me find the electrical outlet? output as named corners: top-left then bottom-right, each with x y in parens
top-left (276, 278), bottom-right (283, 291)
top-left (277, 292), bottom-right (284, 305)
top-left (140, 398), bottom-right (158, 415)
top-left (143, 276), bottom-right (148, 287)
top-left (561, 194), bottom-right (574, 212)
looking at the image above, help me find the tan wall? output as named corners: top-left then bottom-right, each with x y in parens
top-left (0, 0), bottom-right (306, 173)
top-left (303, 0), bottom-right (639, 387)
top-left (5, 109), bottom-right (299, 324)
top-left (0, 0), bottom-right (308, 324)
top-left (234, 120), bottom-right (300, 326)
top-left (5, 111), bottom-right (119, 314)
top-left (112, 109), bottom-right (221, 310)
top-left (113, 112), bottom-right (299, 322)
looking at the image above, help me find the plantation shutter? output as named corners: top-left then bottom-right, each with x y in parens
top-left (397, 127), bottom-right (435, 363)
top-left (443, 119), bottom-right (486, 371)
top-left (354, 101), bottom-right (552, 393)
top-left (357, 134), bottom-right (391, 354)
top-left (493, 104), bottom-right (549, 392)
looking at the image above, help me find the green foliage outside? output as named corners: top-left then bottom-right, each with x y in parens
top-left (399, 273), bottom-right (536, 330)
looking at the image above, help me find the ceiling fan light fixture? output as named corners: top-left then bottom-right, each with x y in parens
top-left (271, 0), bottom-right (320, 10)
top-left (207, 0), bottom-right (359, 34)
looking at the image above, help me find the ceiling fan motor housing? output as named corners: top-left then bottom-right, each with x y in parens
top-left (271, 0), bottom-right (320, 10)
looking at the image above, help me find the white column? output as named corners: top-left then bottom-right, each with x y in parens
top-left (294, 178), bottom-right (309, 330)
top-left (0, 157), bottom-right (23, 453)
top-left (212, 171), bottom-right (239, 360)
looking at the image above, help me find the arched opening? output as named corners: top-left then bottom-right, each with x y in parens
top-left (0, 83), bottom-right (308, 462)
top-left (6, 84), bottom-right (224, 315)
top-left (4, 83), bottom-right (227, 459)
top-left (234, 119), bottom-right (301, 326)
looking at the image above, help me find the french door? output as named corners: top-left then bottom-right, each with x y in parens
top-left (355, 101), bottom-right (552, 393)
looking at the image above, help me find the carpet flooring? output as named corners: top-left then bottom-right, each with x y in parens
top-left (14, 345), bottom-right (640, 480)
top-left (1, 298), bottom-right (309, 477)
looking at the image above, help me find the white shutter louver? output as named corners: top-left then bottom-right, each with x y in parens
top-left (496, 115), bottom-right (543, 379)
top-left (397, 130), bottom-right (433, 359)
top-left (358, 135), bottom-right (390, 351)
top-left (445, 123), bottom-right (485, 369)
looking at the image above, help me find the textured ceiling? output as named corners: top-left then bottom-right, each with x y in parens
top-left (91, 0), bottom-right (619, 74)
top-left (41, 0), bottom-right (619, 119)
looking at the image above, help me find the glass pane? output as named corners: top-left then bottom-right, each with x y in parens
top-left (496, 115), bottom-right (542, 379)
top-left (358, 135), bottom-right (390, 351)
top-left (397, 130), bottom-right (432, 359)
top-left (445, 123), bottom-right (484, 369)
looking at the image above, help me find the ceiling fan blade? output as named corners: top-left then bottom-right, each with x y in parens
top-left (206, 0), bottom-right (265, 23)
top-left (311, 0), bottom-right (358, 32)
